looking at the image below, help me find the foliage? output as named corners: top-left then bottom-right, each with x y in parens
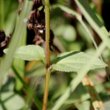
top-left (0, 0), bottom-right (110, 110)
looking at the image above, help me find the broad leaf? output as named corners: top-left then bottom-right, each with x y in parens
top-left (52, 52), bottom-right (107, 72)
top-left (4, 45), bottom-right (45, 61)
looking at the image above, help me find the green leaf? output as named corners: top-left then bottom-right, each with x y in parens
top-left (75, 0), bottom-right (110, 49)
top-left (76, 0), bottom-right (103, 27)
top-left (0, 0), bottom-right (33, 85)
top-left (0, 92), bottom-right (25, 110)
top-left (9, 45), bottom-right (45, 61)
top-left (13, 27), bottom-right (26, 90)
top-left (13, 59), bottom-right (25, 90)
top-left (52, 52), bottom-right (107, 72)
top-left (52, 4), bottom-right (80, 18)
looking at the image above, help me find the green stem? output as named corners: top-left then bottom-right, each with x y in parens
top-left (45, 0), bottom-right (50, 67)
top-left (0, 0), bottom-right (4, 29)
top-left (75, 0), bottom-right (110, 49)
top-left (0, 0), bottom-right (33, 85)
top-left (42, 70), bottom-right (51, 110)
top-left (42, 0), bottom-right (51, 110)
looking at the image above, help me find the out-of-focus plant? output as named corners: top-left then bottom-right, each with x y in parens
top-left (0, 0), bottom-right (110, 110)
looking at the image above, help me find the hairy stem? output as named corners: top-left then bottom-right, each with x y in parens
top-left (45, 0), bottom-right (50, 67)
top-left (42, 69), bottom-right (51, 110)
top-left (42, 0), bottom-right (51, 110)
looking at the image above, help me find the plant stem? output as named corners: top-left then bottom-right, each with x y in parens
top-left (45, 0), bottom-right (50, 67)
top-left (0, 0), bottom-right (4, 29)
top-left (74, 0), bottom-right (110, 49)
top-left (42, 0), bottom-right (51, 110)
top-left (42, 69), bottom-right (51, 110)
top-left (0, 0), bottom-right (33, 85)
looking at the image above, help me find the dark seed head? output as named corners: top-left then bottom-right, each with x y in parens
top-left (27, 0), bottom-right (54, 50)
top-left (32, 0), bottom-right (42, 10)
top-left (34, 8), bottom-right (45, 24)
top-left (0, 30), bottom-right (10, 57)
top-left (0, 31), bottom-right (6, 42)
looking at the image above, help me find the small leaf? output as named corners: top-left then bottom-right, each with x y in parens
top-left (4, 45), bottom-right (45, 61)
top-left (52, 52), bottom-right (107, 72)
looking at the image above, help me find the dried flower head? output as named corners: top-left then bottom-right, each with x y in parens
top-left (32, 0), bottom-right (43, 10)
top-left (27, 0), bottom-right (54, 50)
